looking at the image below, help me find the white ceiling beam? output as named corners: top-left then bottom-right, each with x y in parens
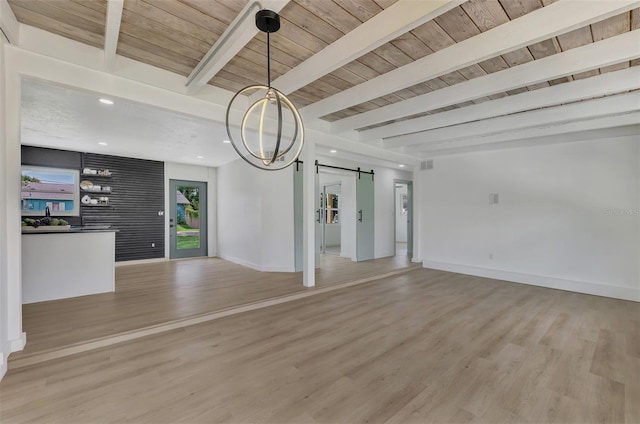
top-left (104, 0), bottom-right (124, 72)
top-left (392, 93), bottom-right (640, 152)
top-left (272, 0), bottom-right (464, 95)
top-left (359, 67), bottom-right (640, 141)
top-left (423, 126), bottom-right (640, 157)
top-left (415, 114), bottom-right (640, 156)
top-left (313, 131), bottom-right (420, 167)
top-left (0, 0), bottom-right (20, 44)
top-left (302, 0), bottom-right (640, 121)
top-left (185, 0), bottom-right (289, 95)
top-left (333, 30), bottom-right (640, 133)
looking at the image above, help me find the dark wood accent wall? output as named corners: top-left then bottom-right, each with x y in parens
top-left (22, 146), bottom-right (165, 262)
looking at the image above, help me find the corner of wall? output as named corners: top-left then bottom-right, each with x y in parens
top-left (1, 351), bottom-right (7, 380)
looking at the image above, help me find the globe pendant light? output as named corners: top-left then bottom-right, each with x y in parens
top-left (225, 10), bottom-right (305, 171)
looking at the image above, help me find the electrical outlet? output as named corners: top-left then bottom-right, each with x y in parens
top-left (489, 253), bottom-right (494, 260)
top-left (151, 243), bottom-right (155, 248)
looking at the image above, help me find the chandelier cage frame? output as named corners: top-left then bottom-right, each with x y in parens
top-left (225, 10), bottom-right (305, 171)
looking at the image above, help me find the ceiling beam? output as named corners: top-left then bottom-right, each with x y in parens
top-left (360, 67), bottom-right (640, 141)
top-left (104, 0), bottom-right (124, 72)
top-left (302, 0), bottom-right (640, 121)
top-left (423, 126), bottom-right (640, 157)
top-left (415, 114), bottom-right (640, 157)
top-left (313, 132), bottom-right (420, 167)
top-left (185, 0), bottom-right (289, 95)
top-left (271, 0), bottom-right (464, 95)
top-left (391, 92), bottom-right (640, 152)
top-left (332, 30), bottom-right (640, 133)
top-left (0, 0), bottom-right (19, 44)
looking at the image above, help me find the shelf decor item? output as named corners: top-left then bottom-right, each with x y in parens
top-left (225, 9), bottom-right (304, 171)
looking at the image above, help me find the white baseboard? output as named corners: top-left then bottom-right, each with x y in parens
top-left (219, 254), bottom-right (294, 273)
top-left (260, 265), bottom-right (295, 273)
top-left (9, 332), bottom-right (27, 352)
top-left (423, 260), bottom-right (640, 302)
top-left (115, 258), bottom-right (167, 267)
top-left (1, 332), bottom-right (28, 379)
top-left (376, 251), bottom-right (395, 259)
top-left (217, 254), bottom-right (262, 272)
top-left (0, 352), bottom-right (7, 380)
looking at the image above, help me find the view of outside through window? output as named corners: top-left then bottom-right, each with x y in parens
top-left (176, 186), bottom-right (200, 250)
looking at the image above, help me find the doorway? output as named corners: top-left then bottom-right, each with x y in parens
top-left (321, 183), bottom-right (341, 255)
top-left (394, 180), bottom-right (413, 257)
top-left (170, 179), bottom-right (207, 259)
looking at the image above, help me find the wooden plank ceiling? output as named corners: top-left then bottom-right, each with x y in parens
top-left (8, 0), bottom-right (640, 144)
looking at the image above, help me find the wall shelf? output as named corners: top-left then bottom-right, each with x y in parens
top-left (81, 189), bottom-right (112, 194)
top-left (81, 173), bottom-right (112, 178)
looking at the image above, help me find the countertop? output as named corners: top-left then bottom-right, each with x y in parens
top-left (22, 226), bottom-right (118, 234)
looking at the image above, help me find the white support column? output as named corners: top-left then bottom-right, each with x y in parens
top-left (3, 46), bottom-right (26, 359)
top-left (411, 167), bottom-right (421, 264)
top-left (302, 137), bottom-right (316, 287)
top-left (0, 33), bottom-right (8, 380)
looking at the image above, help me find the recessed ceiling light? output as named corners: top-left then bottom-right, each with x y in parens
top-left (330, 149), bottom-right (337, 153)
top-left (399, 164), bottom-right (405, 168)
top-left (99, 98), bottom-right (114, 105)
top-left (196, 155), bottom-right (204, 159)
top-left (98, 142), bottom-right (108, 146)
top-left (223, 140), bottom-right (231, 144)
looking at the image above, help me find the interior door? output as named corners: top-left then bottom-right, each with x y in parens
top-left (170, 179), bottom-right (207, 259)
top-left (356, 172), bottom-right (374, 261)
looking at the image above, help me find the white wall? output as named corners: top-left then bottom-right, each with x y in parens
top-left (420, 136), bottom-right (640, 301)
top-left (317, 157), bottom-right (412, 259)
top-left (217, 158), bottom-right (295, 272)
top-left (395, 185), bottom-right (408, 243)
top-left (0, 32), bottom-right (8, 379)
top-left (164, 162), bottom-right (217, 258)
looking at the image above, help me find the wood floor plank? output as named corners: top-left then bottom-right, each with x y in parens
top-left (2, 266), bottom-right (637, 423)
top-left (13, 255), bottom-right (415, 358)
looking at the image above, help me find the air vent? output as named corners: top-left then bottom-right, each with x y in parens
top-left (421, 159), bottom-right (434, 170)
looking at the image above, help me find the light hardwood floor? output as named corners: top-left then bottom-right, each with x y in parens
top-left (2, 267), bottom-right (637, 423)
top-left (14, 254), bottom-right (416, 357)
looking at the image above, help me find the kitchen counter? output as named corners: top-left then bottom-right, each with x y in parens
top-left (22, 230), bottom-right (116, 303)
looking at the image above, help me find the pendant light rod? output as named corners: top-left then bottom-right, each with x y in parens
top-left (267, 31), bottom-right (271, 88)
top-left (256, 9), bottom-right (280, 88)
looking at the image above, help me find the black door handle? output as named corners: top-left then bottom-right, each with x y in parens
top-left (358, 209), bottom-right (363, 222)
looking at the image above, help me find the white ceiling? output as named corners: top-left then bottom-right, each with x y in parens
top-left (20, 78), bottom-right (239, 167)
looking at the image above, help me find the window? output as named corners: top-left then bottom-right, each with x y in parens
top-left (21, 166), bottom-right (80, 216)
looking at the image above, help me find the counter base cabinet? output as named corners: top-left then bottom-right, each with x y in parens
top-left (22, 232), bottom-right (116, 304)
